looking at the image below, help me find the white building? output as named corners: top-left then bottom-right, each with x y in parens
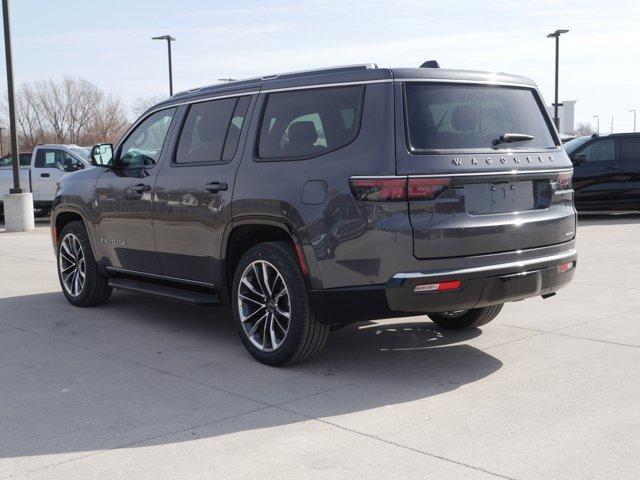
top-left (546, 100), bottom-right (576, 135)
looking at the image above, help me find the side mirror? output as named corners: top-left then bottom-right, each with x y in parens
top-left (572, 153), bottom-right (587, 165)
top-left (90, 143), bottom-right (114, 167)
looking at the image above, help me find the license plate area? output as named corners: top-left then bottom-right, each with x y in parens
top-left (465, 181), bottom-right (535, 214)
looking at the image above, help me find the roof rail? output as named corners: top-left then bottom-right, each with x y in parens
top-left (171, 64), bottom-right (378, 98)
top-left (263, 63), bottom-right (377, 81)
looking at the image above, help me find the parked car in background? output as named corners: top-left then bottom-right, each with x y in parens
top-left (559, 133), bottom-right (577, 144)
top-left (564, 133), bottom-right (640, 210)
top-left (0, 144), bottom-right (91, 217)
top-left (52, 63), bottom-right (576, 366)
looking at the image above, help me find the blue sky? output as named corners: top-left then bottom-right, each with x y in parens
top-left (2, 0), bottom-right (640, 131)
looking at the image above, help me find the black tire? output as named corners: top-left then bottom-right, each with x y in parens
top-left (57, 221), bottom-right (112, 307)
top-left (428, 304), bottom-right (503, 330)
top-left (231, 241), bottom-right (329, 366)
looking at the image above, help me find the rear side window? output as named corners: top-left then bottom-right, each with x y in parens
top-left (405, 84), bottom-right (556, 152)
top-left (620, 137), bottom-right (640, 161)
top-left (176, 96), bottom-right (250, 164)
top-left (0, 154), bottom-right (31, 167)
top-left (258, 86), bottom-right (364, 160)
top-left (579, 139), bottom-right (615, 162)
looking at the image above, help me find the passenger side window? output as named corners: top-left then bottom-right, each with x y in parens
top-left (119, 108), bottom-right (176, 168)
top-left (620, 137), bottom-right (640, 162)
top-left (258, 86), bottom-right (364, 160)
top-left (579, 139), bottom-right (615, 162)
top-left (175, 96), bottom-right (250, 164)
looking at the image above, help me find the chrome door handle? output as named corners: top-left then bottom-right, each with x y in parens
top-left (131, 183), bottom-right (151, 193)
top-left (204, 182), bottom-right (228, 193)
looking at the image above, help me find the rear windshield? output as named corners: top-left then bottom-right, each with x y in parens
top-left (563, 136), bottom-right (591, 155)
top-left (405, 84), bottom-right (557, 152)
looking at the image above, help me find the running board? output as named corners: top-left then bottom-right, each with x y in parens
top-left (108, 278), bottom-right (221, 305)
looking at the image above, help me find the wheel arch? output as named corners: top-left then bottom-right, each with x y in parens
top-left (52, 207), bottom-right (98, 259)
top-left (222, 216), bottom-right (310, 291)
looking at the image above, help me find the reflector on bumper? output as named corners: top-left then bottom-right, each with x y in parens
top-left (414, 280), bottom-right (462, 293)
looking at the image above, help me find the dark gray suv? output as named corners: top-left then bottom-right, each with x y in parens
top-left (51, 64), bottom-right (577, 365)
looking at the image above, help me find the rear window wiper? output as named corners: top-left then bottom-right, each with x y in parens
top-left (492, 133), bottom-right (535, 146)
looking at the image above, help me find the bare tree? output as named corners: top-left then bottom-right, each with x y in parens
top-left (131, 94), bottom-right (168, 117)
top-left (575, 122), bottom-right (595, 136)
top-left (10, 84), bottom-right (48, 149)
top-left (1, 77), bottom-right (130, 151)
top-left (87, 94), bottom-right (130, 145)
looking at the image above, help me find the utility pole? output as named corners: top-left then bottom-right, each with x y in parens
top-left (547, 29), bottom-right (569, 131)
top-left (610, 116), bottom-right (614, 134)
top-left (592, 115), bottom-right (599, 135)
top-left (0, 126), bottom-right (4, 155)
top-left (152, 35), bottom-right (176, 96)
top-left (2, 0), bottom-right (34, 231)
top-left (629, 109), bottom-right (637, 133)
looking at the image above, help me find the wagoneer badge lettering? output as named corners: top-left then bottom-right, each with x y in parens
top-left (100, 238), bottom-right (125, 247)
top-left (451, 155), bottom-right (553, 167)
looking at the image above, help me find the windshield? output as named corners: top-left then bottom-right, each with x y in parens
top-left (405, 84), bottom-right (557, 152)
top-left (70, 147), bottom-right (90, 159)
top-left (563, 136), bottom-right (591, 155)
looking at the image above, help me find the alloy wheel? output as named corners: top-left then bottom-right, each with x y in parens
top-left (237, 260), bottom-right (291, 352)
top-left (58, 233), bottom-right (86, 297)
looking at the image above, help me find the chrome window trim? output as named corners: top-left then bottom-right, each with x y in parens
top-left (350, 168), bottom-right (573, 180)
top-left (260, 79), bottom-right (391, 94)
top-left (105, 266), bottom-right (216, 288)
top-left (393, 249), bottom-right (577, 280)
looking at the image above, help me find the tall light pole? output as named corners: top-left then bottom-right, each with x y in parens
top-left (629, 109), bottom-right (637, 133)
top-left (547, 29), bottom-right (569, 132)
top-left (2, 0), bottom-right (20, 193)
top-left (152, 35), bottom-right (176, 96)
top-left (610, 116), bottom-right (614, 134)
top-left (2, 0), bottom-right (33, 231)
top-left (592, 115), bottom-right (599, 135)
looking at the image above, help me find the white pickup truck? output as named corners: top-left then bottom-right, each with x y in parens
top-left (0, 144), bottom-right (91, 215)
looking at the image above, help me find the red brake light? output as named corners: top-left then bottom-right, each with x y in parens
top-left (557, 171), bottom-right (572, 190)
top-left (408, 177), bottom-right (451, 200)
top-left (349, 178), bottom-right (407, 202)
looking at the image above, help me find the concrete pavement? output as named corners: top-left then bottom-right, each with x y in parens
top-left (1, 215), bottom-right (639, 479)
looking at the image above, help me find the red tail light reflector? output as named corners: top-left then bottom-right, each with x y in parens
top-left (349, 178), bottom-right (407, 202)
top-left (414, 280), bottom-right (462, 293)
top-left (408, 177), bottom-right (452, 200)
top-left (559, 261), bottom-right (574, 273)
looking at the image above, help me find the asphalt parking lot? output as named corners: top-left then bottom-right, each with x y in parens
top-left (1, 215), bottom-right (639, 479)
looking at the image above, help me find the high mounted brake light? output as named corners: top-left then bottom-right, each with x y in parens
top-left (349, 177), bottom-right (451, 202)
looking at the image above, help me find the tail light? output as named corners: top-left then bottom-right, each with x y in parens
top-left (408, 177), bottom-right (451, 200)
top-left (349, 176), bottom-right (451, 202)
top-left (557, 171), bottom-right (572, 190)
top-left (349, 178), bottom-right (406, 202)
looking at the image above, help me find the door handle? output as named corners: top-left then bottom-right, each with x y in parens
top-left (131, 183), bottom-right (151, 193)
top-left (204, 181), bottom-right (228, 193)
top-left (41, 173), bottom-right (50, 178)
top-left (606, 165), bottom-right (620, 170)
